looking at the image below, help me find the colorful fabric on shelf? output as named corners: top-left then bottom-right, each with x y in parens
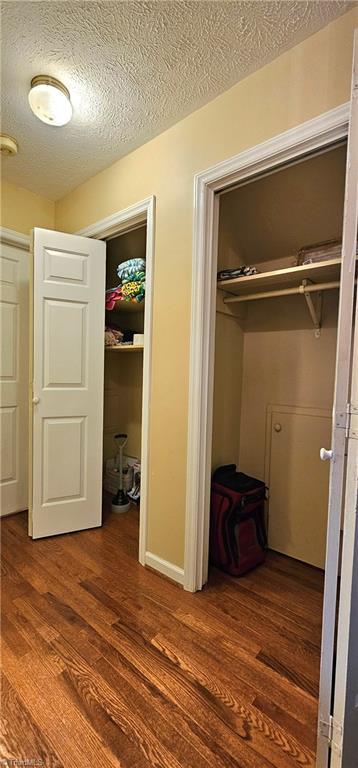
top-left (117, 258), bottom-right (146, 284)
top-left (105, 283), bottom-right (145, 308)
top-left (106, 257), bottom-right (146, 310)
top-left (105, 326), bottom-right (123, 346)
top-left (217, 265), bottom-right (259, 281)
top-left (106, 286), bottom-right (123, 310)
top-left (121, 280), bottom-right (145, 302)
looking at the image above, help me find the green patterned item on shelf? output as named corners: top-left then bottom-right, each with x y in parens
top-left (117, 258), bottom-right (146, 284)
top-left (121, 280), bottom-right (145, 302)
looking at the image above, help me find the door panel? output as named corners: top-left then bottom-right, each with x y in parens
top-left (331, 285), bottom-right (358, 768)
top-left (0, 243), bottom-right (29, 516)
top-left (267, 407), bottom-right (331, 568)
top-left (31, 228), bottom-right (105, 539)
top-left (0, 408), bottom-right (16, 482)
top-left (43, 299), bottom-right (87, 387)
top-left (42, 416), bottom-right (86, 504)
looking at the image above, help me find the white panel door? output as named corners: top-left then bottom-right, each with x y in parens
top-left (316, 30), bottom-right (358, 767)
top-left (329, 31), bottom-right (358, 767)
top-left (0, 243), bottom-right (29, 516)
top-left (267, 407), bottom-right (331, 568)
top-left (330, 285), bottom-right (358, 767)
top-left (30, 228), bottom-right (106, 538)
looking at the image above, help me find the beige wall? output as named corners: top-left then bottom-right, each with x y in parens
top-left (212, 295), bottom-right (339, 484)
top-left (104, 352), bottom-right (143, 461)
top-left (212, 308), bottom-right (244, 470)
top-left (239, 293), bottom-right (339, 481)
top-left (218, 144), bottom-right (347, 270)
top-left (1, 180), bottom-right (55, 235)
top-left (52, 8), bottom-right (358, 568)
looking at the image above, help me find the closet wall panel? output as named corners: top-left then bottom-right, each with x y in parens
top-left (218, 145), bottom-right (346, 269)
top-left (212, 311), bottom-right (244, 469)
top-left (103, 353), bottom-right (143, 461)
top-left (238, 292), bottom-right (339, 481)
top-left (267, 406), bottom-right (331, 568)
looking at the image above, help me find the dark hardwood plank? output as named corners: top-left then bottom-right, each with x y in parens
top-left (0, 672), bottom-right (64, 768)
top-left (1, 508), bottom-right (323, 768)
top-left (0, 613), bottom-right (32, 659)
top-left (1, 640), bottom-right (120, 768)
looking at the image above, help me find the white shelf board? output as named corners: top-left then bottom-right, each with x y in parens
top-left (217, 259), bottom-right (342, 296)
top-left (105, 344), bottom-right (144, 352)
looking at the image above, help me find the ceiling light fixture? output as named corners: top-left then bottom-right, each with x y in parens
top-left (28, 75), bottom-right (72, 126)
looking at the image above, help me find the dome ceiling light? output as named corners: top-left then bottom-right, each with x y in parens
top-left (28, 75), bottom-right (72, 126)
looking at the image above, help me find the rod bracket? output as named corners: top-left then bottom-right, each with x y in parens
top-left (301, 280), bottom-right (322, 337)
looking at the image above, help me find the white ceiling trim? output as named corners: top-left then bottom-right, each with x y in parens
top-left (0, 227), bottom-right (30, 250)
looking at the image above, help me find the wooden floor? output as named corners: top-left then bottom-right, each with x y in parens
top-left (1, 505), bottom-right (324, 768)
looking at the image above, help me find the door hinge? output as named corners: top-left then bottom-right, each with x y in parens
top-left (335, 403), bottom-right (358, 439)
top-left (319, 716), bottom-right (343, 756)
top-left (347, 403), bottom-right (358, 440)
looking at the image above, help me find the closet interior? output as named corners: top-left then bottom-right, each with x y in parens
top-left (102, 224), bottom-right (146, 512)
top-left (212, 142), bottom-right (348, 573)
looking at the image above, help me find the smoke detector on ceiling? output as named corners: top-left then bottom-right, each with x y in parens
top-left (0, 134), bottom-right (18, 156)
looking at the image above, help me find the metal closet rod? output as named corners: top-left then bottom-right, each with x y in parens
top-left (223, 280), bottom-right (340, 304)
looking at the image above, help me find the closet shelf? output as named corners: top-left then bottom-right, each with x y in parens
top-left (218, 258), bottom-right (342, 298)
top-left (105, 345), bottom-right (144, 352)
top-left (106, 301), bottom-right (145, 315)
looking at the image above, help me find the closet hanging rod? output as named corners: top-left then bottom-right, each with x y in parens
top-left (223, 280), bottom-right (340, 304)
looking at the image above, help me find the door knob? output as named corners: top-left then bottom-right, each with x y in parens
top-left (274, 423), bottom-right (282, 432)
top-left (32, 395), bottom-right (40, 405)
top-left (320, 448), bottom-right (333, 461)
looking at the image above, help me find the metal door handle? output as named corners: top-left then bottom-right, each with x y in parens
top-left (274, 423), bottom-right (282, 433)
top-left (32, 395), bottom-right (40, 405)
top-left (320, 448), bottom-right (333, 461)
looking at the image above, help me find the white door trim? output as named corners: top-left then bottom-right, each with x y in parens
top-left (0, 243), bottom-right (30, 517)
top-left (76, 198), bottom-right (153, 240)
top-left (0, 227), bottom-right (30, 251)
top-left (184, 102), bottom-right (350, 593)
top-left (77, 196), bottom-right (155, 568)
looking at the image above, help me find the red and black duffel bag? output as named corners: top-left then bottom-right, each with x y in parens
top-left (210, 464), bottom-right (267, 576)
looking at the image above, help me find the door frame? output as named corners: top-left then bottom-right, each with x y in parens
top-left (0, 227), bottom-right (30, 251)
top-left (0, 229), bottom-right (30, 517)
top-left (184, 102), bottom-right (350, 593)
top-left (76, 196), bottom-right (155, 567)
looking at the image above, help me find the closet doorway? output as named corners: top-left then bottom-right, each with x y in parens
top-left (76, 196), bottom-right (155, 566)
top-left (214, 145), bottom-right (346, 571)
top-left (103, 225), bottom-right (147, 554)
top-left (29, 197), bottom-right (155, 571)
top-left (185, 89), bottom-right (358, 766)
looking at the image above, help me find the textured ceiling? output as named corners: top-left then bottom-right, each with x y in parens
top-left (1, 0), bottom-right (354, 200)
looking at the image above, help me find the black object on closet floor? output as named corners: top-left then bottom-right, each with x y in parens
top-left (210, 464), bottom-right (267, 577)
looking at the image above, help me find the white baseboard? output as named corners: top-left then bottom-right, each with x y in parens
top-left (145, 551), bottom-right (184, 586)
